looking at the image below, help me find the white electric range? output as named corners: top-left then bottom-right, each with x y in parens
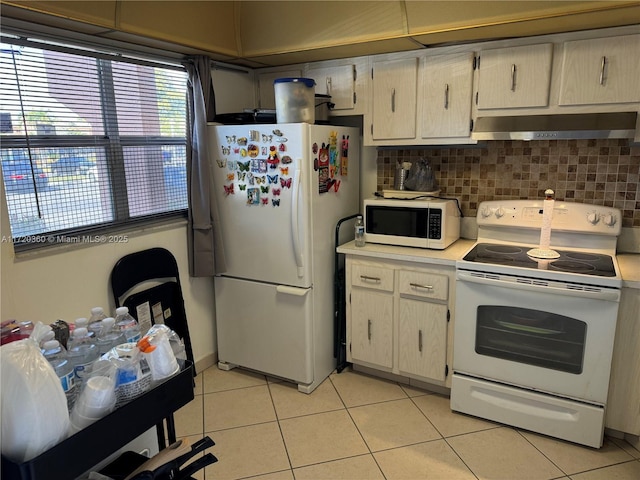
top-left (451, 200), bottom-right (622, 448)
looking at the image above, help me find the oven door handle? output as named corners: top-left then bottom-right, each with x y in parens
top-left (457, 271), bottom-right (620, 302)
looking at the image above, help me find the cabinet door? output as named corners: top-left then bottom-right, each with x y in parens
top-left (606, 287), bottom-right (640, 435)
top-left (421, 53), bottom-right (474, 139)
top-left (351, 289), bottom-right (393, 368)
top-left (559, 35), bottom-right (640, 106)
top-left (477, 43), bottom-right (553, 109)
top-left (307, 64), bottom-right (356, 111)
top-left (257, 69), bottom-right (302, 109)
top-left (372, 57), bottom-right (418, 140)
top-left (398, 298), bottom-right (448, 381)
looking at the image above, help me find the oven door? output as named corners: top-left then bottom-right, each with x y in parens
top-left (453, 270), bottom-right (620, 404)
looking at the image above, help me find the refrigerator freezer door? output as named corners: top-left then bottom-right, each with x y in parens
top-left (209, 124), bottom-right (312, 287)
top-left (215, 276), bottom-right (314, 384)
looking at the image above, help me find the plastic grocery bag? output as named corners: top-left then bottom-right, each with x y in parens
top-left (403, 158), bottom-right (438, 192)
top-left (1, 322), bottom-right (70, 462)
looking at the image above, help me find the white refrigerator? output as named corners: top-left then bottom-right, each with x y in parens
top-left (208, 123), bottom-right (360, 393)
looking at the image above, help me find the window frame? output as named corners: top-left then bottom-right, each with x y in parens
top-left (0, 34), bottom-right (189, 253)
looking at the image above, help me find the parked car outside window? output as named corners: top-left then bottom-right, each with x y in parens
top-left (51, 156), bottom-right (93, 176)
top-left (1, 152), bottom-right (48, 193)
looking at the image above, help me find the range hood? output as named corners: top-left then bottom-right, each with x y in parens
top-left (472, 112), bottom-right (637, 141)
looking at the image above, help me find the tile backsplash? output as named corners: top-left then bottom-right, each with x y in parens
top-left (376, 139), bottom-right (640, 228)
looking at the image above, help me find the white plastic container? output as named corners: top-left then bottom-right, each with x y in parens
top-left (274, 77), bottom-right (316, 124)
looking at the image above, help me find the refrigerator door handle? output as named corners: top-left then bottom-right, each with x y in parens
top-left (276, 285), bottom-right (311, 296)
top-left (291, 168), bottom-right (304, 277)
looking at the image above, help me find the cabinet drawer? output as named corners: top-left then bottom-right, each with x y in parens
top-left (398, 270), bottom-right (448, 301)
top-left (351, 264), bottom-right (394, 292)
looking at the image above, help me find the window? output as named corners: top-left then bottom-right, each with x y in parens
top-left (0, 37), bottom-right (188, 250)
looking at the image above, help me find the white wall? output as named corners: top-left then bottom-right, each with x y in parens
top-left (0, 181), bottom-right (216, 367)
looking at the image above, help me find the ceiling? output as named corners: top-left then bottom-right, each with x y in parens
top-left (1, 1), bottom-right (639, 67)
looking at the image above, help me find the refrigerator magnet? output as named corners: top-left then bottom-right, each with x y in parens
top-left (267, 174), bottom-right (279, 185)
top-left (223, 183), bottom-right (234, 196)
top-left (237, 160), bottom-right (250, 172)
top-left (237, 137), bottom-right (247, 146)
top-left (239, 184), bottom-right (246, 191)
top-left (272, 129), bottom-right (283, 137)
top-left (261, 197), bottom-right (269, 205)
top-left (227, 172), bottom-right (235, 181)
top-left (251, 159), bottom-right (267, 173)
top-left (318, 145), bottom-right (329, 167)
top-left (248, 144), bottom-right (259, 157)
top-left (272, 198), bottom-right (280, 207)
top-left (280, 177), bottom-right (292, 189)
top-left (279, 143), bottom-right (286, 152)
top-left (222, 146), bottom-right (230, 155)
top-left (312, 142), bottom-right (318, 154)
top-left (318, 167), bottom-right (329, 194)
top-left (341, 135), bottom-right (349, 176)
top-left (262, 134), bottom-right (273, 143)
top-left (261, 185), bottom-right (269, 194)
top-left (225, 135), bottom-right (236, 144)
top-left (261, 146), bottom-right (268, 156)
top-left (216, 159), bottom-right (227, 168)
top-left (280, 167), bottom-right (289, 176)
top-left (272, 188), bottom-right (281, 196)
top-left (281, 155), bottom-right (293, 164)
top-left (247, 188), bottom-right (260, 205)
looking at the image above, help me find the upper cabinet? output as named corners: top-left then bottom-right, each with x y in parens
top-left (476, 43), bottom-right (553, 109)
top-left (371, 57), bottom-right (418, 141)
top-left (304, 56), bottom-right (369, 116)
top-left (559, 34), bottom-right (640, 106)
top-left (419, 52), bottom-right (475, 140)
top-left (307, 64), bottom-right (356, 111)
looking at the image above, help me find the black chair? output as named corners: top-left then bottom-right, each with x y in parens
top-left (110, 247), bottom-right (196, 449)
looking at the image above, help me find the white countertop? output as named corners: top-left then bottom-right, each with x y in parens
top-left (338, 239), bottom-right (640, 289)
top-left (336, 239), bottom-right (475, 267)
top-left (617, 254), bottom-right (640, 289)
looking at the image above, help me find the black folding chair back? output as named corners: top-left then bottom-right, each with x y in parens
top-left (110, 247), bottom-right (195, 368)
top-left (110, 247), bottom-right (195, 449)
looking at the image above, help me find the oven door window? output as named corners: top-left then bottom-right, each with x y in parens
top-left (476, 306), bottom-right (587, 374)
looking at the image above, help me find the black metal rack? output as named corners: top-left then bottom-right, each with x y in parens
top-left (334, 214), bottom-right (360, 373)
top-left (1, 361), bottom-right (195, 480)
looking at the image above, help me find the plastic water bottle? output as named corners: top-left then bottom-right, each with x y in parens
top-left (88, 307), bottom-right (107, 336)
top-left (114, 307), bottom-right (141, 343)
top-left (96, 317), bottom-right (127, 355)
top-left (74, 317), bottom-right (95, 340)
top-left (42, 340), bottom-right (77, 411)
top-left (67, 327), bottom-right (99, 385)
top-left (354, 215), bottom-right (365, 247)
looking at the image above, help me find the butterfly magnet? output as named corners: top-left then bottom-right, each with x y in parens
top-left (223, 183), bottom-right (234, 196)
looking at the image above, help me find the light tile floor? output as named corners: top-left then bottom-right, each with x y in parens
top-left (174, 365), bottom-right (640, 480)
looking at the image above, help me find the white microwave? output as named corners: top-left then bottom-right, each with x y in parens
top-left (363, 198), bottom-right (461, 250)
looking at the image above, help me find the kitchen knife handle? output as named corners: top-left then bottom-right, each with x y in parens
top-left (444, 83), bottom-right (449, 109)
top-left (510, 64), bottom-right (517, 92)
top-left (599, 56), bottom-right (607, 85)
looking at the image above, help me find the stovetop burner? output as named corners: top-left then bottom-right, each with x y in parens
top-left (463, 243), bottom-right (616, 277)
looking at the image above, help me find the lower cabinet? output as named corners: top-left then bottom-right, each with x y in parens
top-left (346, 257), bottom-right (454, 387)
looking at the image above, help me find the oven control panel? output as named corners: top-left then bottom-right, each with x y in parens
top-left (476, 200), bottom-right (621, 236)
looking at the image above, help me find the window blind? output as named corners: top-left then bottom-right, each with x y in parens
top-left (0, 36), bottom-right (188, 250)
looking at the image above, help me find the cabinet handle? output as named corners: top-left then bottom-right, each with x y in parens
top-left (368, 319), bottom-right (372, 340)
top-left (391, 88), bottom-right (396, 112)
top-left (410, 282), bottom-right (433, 290)
top-left (444, 83), bottom-right (449, 110)
top-left (360, 275), bottom-right (381, 283)
top-left (418, 329), bottom-right (423, 352)
top-left (510, 64), bottom-right (517, 92)
top-left (326, 76), bottom-right (332, 95)
top-left (599, 56), bottom-right (607, 85)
